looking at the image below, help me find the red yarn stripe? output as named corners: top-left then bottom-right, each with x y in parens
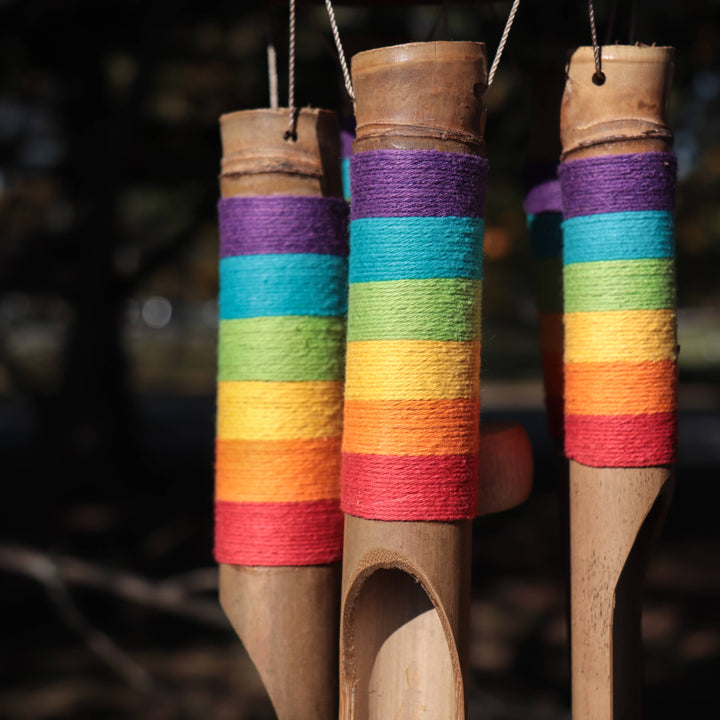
top-left (214, 499), bottom-right (343, 566)
top-left (341, 452), bottom-right (478, 521)
top-left (564, 412), bottom-right (677, 467)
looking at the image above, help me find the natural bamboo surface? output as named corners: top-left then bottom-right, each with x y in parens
top-left (560, 45), bottom-right (676, 720)
top-left (218, 107), bottom-right (342, 720)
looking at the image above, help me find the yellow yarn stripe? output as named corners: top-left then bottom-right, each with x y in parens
top-left (345, 340), bottom-right (480, 400)
top-left (564, 309), bottom-right (677, 363)
top-left (217, 381), bottom-right (344, 440)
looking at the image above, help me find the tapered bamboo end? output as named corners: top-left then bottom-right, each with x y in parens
top-left (569, 466), bottom-right (674, 720)
top-left (220, 564), bottom-right (341, 720)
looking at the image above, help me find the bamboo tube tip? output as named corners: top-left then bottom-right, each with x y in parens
top-left (218, 107), bottom-right (342, 198)
top-left (568, 44), bottom-right (674, 66)
top-left (352, 40), bottom-right (487, 71)
top-left (561, 44), bottom-right (675, 159)
top-left (351, 41), bottom-right (488, 155)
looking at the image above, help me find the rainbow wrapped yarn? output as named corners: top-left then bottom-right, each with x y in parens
top-left (214, 195), bottom-right (348, 565)
top-left (559, 152), bottom-right (678, 467)
top-left (342, 148), bottom-right (487, 520)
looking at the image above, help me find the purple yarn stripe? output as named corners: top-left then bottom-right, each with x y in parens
top-left (559, 152), bottom-right (677, 219)
top-left (524, 179), bottom-right (563, 215)
top-left (351, 149), bottom-right (488, 220)
top-left (218, 196), bottom-right (349, 258)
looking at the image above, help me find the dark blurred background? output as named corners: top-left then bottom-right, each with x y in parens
top-left (0, 1), bottom-right (718, 718)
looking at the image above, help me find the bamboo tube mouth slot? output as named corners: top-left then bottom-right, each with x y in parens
top-left (340, 517), bottom-right (471, 719)
top-left (219, 107), bottom-right (342, 197)
top-left (351, 41), bottom-right (488, 156)
top-left (341, 555), bottom-right (463, 719)
top-left (561, 45), bottom-right (674, 160)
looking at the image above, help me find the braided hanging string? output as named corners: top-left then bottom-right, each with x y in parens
top-left (559, 152), bottom-right (678, 467)
top-left (323, 0), bottom-right (355, 101)
top-left (487, 0), bottom-right (521, 87)
top-left (214, 194), bottom-right (348, 565)
top-left (286, 0), bottom-right (298, 139)
top-left (524, 164), bottom-right (565, 447)
top-left (342, 149), bottom-right (488, 521)
top-left (588, 0), bottom-right (606, 84)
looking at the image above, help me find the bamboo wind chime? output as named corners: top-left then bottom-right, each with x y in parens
top-left (559, 45), bottom-right (678, 720)
top-left (214, 108), bottom-right (347, 720)
top-left (339, 41), bottom-right (531, 720)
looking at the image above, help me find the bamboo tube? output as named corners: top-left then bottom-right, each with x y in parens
top-left (218, 107), bottom-right (342, 720)
top-left (560, 45), bottom-right (676, 720)
top-left (340, 42), bottom-right (531, 720)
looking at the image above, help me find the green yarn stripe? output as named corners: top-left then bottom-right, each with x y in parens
top-left (218, 316), bottom-right (346, 382)
top-left (564, 258), bottom-right (676, 313)
top-left (348, 278), bottom-right (481, 342)
top-left (533, 258), bottom-right (564, 314)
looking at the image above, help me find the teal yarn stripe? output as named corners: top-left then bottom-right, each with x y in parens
top-left (534, 258), bottom-right (564, 314)
top-left (349, 216), bottom-right (484, 283)
top-left (564, 258), bottom-right (676, 313)
top-left (563, 210), bottom-right (674, 264)
top-left (347, 278), bottom-right (481, 342)
top-left (219, 254), bottom-right (347, 319)
top-left (528, 212), bottom-right (563, 259)
top-left (218, 316), bottom-right (346, 382)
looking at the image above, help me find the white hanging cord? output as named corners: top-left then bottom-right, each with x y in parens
top-left (323, 0), bottom-right (355, 102)
top-left (286, 0), bottom-right (298, 139)
top-left (588, 0), bottom-right (606, 84)
top-left (267, 44), bottom-right (279, 109)
top-left (487, 0), bottom-right (521, 88)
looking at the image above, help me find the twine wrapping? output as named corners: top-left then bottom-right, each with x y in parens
top-left (214, 195), bottom-right (348, 565)
top-left (342, 148), bottom-right (488, 521)
top-left (559, 152), bottom-right (678, 467)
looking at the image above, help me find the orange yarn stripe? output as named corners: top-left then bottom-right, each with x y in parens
top-left (565, 360), bottom-right (677, 415)
top-left (215, 437), bottom-right (341, 503)
top-left (342, 398), bottom-right (480, 455)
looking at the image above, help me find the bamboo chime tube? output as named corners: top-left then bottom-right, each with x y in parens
top-left (339, 41), bottom-right (487, 720)
top-left (216, 108), bottom-right (344, 720)
top-left (559, 46), bottom-right (677, 720)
